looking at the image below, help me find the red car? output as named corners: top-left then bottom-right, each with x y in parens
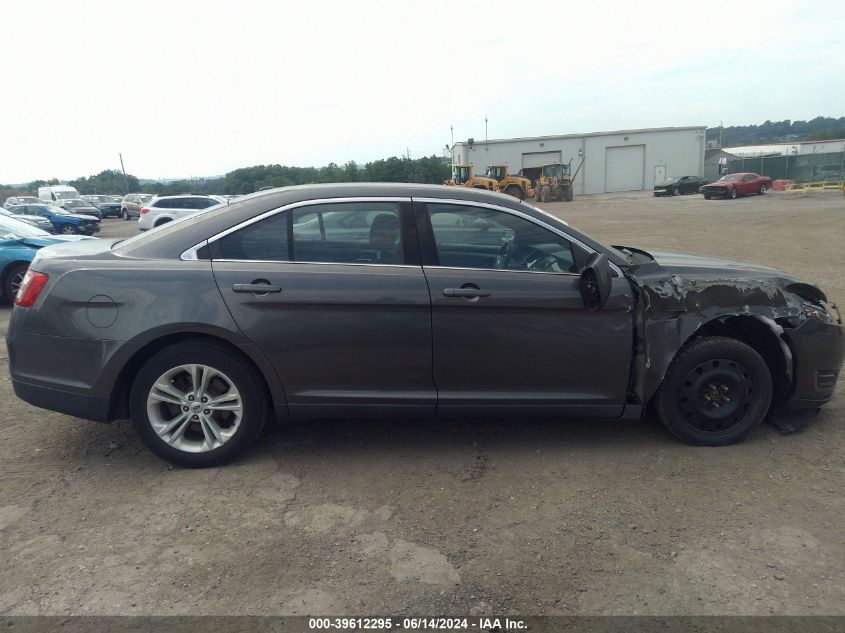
top-left (701, 173), bottom-right (772, 200)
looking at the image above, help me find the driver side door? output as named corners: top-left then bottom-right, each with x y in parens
top-left (415, 201), bottom-right (634, 417)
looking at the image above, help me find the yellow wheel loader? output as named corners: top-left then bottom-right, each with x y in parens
top-left (444, 164), bottom-right (498, 191)
top-left (484, 164), bottom-right (535, 200)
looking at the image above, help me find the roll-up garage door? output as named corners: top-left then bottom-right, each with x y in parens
top-left (522, 151), bottom-right (562, 169)
top-left (605, 145), bottom-right (645, 192)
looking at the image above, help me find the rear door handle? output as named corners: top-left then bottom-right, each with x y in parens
top-left (232, 283), bottom-right (282, 294)
top-left (443, 287), bottom-right (490, 298)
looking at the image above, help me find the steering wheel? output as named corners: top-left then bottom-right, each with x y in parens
top-left (519, 247), bottom-right (564, 272)
top-left (494, 237), bottom-right (514, 269)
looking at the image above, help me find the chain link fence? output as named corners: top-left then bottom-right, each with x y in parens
top-left (727, 151), bottom-right (845, 182)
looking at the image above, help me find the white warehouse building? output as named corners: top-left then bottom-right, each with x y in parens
top-left (451, 126), bottom-right (707, 195)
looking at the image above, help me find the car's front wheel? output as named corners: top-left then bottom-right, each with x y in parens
top-left (729, 188), bottom-right (737, 199)
top-left (60, 224), bottom-right (78, 235)
top-left (122, 209), bottom-right (130, 221)
top-left (655, 336), bottom-right (772, 446)
top-left (129, 341), bottom-right (268, 467)
top-left (758, 184), bottom-right (767, 195)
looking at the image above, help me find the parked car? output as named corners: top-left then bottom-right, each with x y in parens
top-left (82, 195), bottom-right (122, 218)
top-left (654, 176), bottom-right (707, 196)
top-left (0, 214), bottom-right (94, 302)
top-left (57, 199), bottom-right (103, 220)
top-left (4, 196), bottom-right (42, 208)
top-left (7, 204), bottom-right (100, 235)
top-left (701, 173), bottom-right (772, 199)
top-left (0, 208), bottom-right (55, 233)
top-left (138, 194), bottom-right (226, 231)
top-left (7, 184), bottom-right (843, 467)
top-left (121, 193), bottom-right (154, 220)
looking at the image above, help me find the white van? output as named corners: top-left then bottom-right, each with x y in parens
top-left (38, 185), bottom-right (81, 203)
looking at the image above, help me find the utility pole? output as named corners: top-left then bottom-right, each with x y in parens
top-left (119, 153), bottom-right (129, 194)
top-left (719, 121), bottom-right (723, 148)
top-left (450, 125), bottom-right (454, 148)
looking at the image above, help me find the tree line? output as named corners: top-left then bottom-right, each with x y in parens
top-left (706, 116), bottom-right (845, 146)
top-left (1, 155), bottom-right (451, 199)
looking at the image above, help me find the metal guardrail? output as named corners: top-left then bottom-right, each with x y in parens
top-left (783, 180), bottom-right (845, 194)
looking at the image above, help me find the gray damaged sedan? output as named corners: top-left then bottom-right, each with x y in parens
top-left (7, 184), bottom-right (844, 467)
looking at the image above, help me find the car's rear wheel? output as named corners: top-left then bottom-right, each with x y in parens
top-left (704, 194), bottom-right (712, 200)
top-left (129, 341), bottom-right (267, 467)
top-left (758, 184), bottom-right (767, 195)
top-left (4, 263), bottom-right (29, 302)
top-left (60, 224), bottom-right (78, 235)
top-left (655, 336), bottom-right (772, 446)
top-left (729, 188), bottom-right (737, 199)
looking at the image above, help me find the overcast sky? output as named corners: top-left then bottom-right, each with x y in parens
top-left (2, 0), bottom-right (842, 183)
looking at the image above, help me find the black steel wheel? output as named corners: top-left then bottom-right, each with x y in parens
top-left (655, 336), bottom-right (772, 446)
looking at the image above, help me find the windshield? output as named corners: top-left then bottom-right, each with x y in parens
top-left (0, 214), bottom-right (51, 239)
top-left (453, 166), bottom-right (470, 184)
top-left (54, 191), bottom-right (78, 200)
top-left (63, 200), bottom-right (89, 208)
top-left (718, 174), bottom-right (742, 182)
top-left (542, 164), bottom-right (567, 178)
top-left (485, 166), bottom-right (505, 180)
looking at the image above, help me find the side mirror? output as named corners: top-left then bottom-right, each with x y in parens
top-left (579, 252), bottom-right (612, 311)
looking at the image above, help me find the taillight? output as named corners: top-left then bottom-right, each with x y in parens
top-left (15, 270), bottom-right (49, 307)
top-left (140, 207), bottom-right (150, 214)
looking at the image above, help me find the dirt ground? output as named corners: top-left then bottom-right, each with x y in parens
top-left (0, 190), bottom-right (843, 616)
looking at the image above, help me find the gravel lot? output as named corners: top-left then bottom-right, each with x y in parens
top-left (1, 190), bottom-right (843, 616)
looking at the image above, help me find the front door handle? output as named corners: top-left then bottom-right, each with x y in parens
top-left (443, 287), bottom-right (490, 298)
top-left (232, 282), bottom-right (282, 294)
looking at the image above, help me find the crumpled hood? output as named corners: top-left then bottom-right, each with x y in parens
top-left (648, 250), bottom-right (785, 278)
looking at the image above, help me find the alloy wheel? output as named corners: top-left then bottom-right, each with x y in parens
top-left (146, 364), bottom-right (243, 453)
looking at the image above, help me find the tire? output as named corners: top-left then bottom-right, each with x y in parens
top-left (758, 184), bottom-right (767, 195)
top-left (4, 262), bottom-right (29, 303)
top-left (729, 188), bottom-right (737, 199)
top-left (535, 186), bottom-right (543, 202)
top-left (703, 195), bottom-right (712, 200)
top-left (60, 224), bottom-right (78, 235)
top-left (504, 185), bottom-right (524, 200)
top-left (154, 218), bottom-right (172, 228)
top-left (122, 209), bottom-right (130, 221)
top-left (655, 336), bottom-right (772, 446)
top-left (129, 341), bottom-right (268, 467)
top-left (563, 186), bottom-right (574, 202)
top-left (540, 186), bottom-right (551, 203)
top-left (672, 187), bottom-right (680, 196)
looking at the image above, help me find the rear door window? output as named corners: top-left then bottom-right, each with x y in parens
top-left (214, 201), bottom-right (407, 265)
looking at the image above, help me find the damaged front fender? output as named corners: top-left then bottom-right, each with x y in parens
top-left (625, 254), bottom-right (842, 408)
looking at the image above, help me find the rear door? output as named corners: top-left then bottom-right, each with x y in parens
top-left (414, 199), bottom-right (634, 417)
top-left (209, 198), bottom-right (435, 419)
